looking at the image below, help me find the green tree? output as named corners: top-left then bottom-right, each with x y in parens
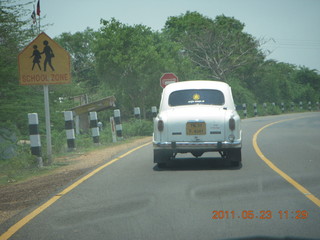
top-left (164, 12), bottom-right (264, 82)
top-left (55, 28), bottom-right (98, 87)
top-left (294, 67), bottom-right (320, 103)
top-left (94, 18), bottom-right (195, 118)
top-left (252, 61), bottom-right (295, 103)
top-left (252, 61), bottom-right (320, 105)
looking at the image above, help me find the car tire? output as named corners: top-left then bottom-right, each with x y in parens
top-left (154, 149), bottom-right (172, 165)
top-left (157, 162), bottom-right (167, 168)
top-left (227, 149), bottom-right (242, 166)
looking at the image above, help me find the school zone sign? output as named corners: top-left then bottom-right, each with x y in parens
top-left (18, 32), bottom-right (71, 85)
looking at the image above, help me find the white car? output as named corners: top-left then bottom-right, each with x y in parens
top-left (153, 80), bottom-right (242, 167)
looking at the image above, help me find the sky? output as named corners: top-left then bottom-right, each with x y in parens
top-left (26, 0), bottom-right (320, 71)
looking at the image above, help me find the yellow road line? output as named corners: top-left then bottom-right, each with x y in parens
top-left (252, 118), bottom-right (320, 208)
top-left (0, 142), bottom-right (151, 240)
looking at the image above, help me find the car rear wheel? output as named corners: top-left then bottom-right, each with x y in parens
top-left (226, 149), bottom-right (242, 167)
top-left (157, 162), bottom-right (167, 168)
top-left (154, 149), bottom-right (172, 167)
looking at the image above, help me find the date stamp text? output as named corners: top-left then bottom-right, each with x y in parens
top-left (211, 210), bottom-right (309, 220)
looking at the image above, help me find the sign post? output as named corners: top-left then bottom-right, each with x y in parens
top-left (43, 85), bottom-right (51, 163)
top-left (160, 73), bottom-right (178, 88)
top-left (18, 32), bottom-right (71, 163)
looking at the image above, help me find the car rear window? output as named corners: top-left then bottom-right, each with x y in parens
top-left (168, 89), bottom-right (225, 106)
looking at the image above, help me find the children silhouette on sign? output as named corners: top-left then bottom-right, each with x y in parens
top-left (30, 45), bottom-right (41, 70)
top-left (41, 40), bottom-right (55, 71)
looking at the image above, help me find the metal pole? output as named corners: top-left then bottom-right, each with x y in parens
top-left (44, 85), bottom-right (52, 163)
top-left (38, 2), bottom-right (41, 34)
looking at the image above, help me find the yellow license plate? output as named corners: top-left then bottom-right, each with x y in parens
top-left (186, 122), bottom-right (206, 135)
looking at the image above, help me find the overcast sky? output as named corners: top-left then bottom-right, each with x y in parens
top-left (27, 0), bottom-right (320, 71)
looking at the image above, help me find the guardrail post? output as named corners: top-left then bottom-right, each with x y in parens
top-left (134, 107), bottom-right (141, 119)
top-left (114, 109), bottom-right (123, 140)
top-left (64, 111), bottom-right (75, 151)
top-left (151, 106), bottom-right (157, 118)
top-left (28, 113), bottom-right (43, 167)
top-left (90, 112), bottom-right (100, 144)
top-left (263, 103), bottom-right (267, 113)
top-left (281, 102), bottom-right (285, 113)
top-left (253, 103), bottom-right (257, 117)
top-left (243, 103), bottom-right (247, 118)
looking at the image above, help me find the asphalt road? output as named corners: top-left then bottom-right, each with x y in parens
top-left (1, 112), bottom-right (320, 240)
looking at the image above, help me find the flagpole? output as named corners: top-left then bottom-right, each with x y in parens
top-left (38, 12), bottom-right (40, 34)
top-left (37, 0), bottom-right (40, 34)
top-left (36, 0), bottom-right (52, 163)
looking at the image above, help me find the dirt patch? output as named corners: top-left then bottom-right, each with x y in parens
top-left (0, 137), bottom-right (151, 225)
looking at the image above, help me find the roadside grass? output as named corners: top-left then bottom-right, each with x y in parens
top-left (0, 119), bottom-right (152, 186)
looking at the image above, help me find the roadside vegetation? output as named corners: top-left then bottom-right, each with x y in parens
top-left (1, 1), bottom-right (319, 183)
top-left (0, 119), bottom-right (152, 185)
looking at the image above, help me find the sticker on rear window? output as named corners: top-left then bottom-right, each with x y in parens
top-left (169, 89), bottom-right (225, 106)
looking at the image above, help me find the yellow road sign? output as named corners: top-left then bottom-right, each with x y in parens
top-left (18, 32), bottom-right (71, 85)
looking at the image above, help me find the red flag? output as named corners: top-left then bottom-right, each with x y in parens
top-left (36, 0), bottom-right (40, 16)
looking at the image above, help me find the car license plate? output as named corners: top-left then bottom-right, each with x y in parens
top-left (186, 122), bottom-right (206, 135)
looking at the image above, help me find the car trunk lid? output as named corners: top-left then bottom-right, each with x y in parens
top-left (163, 106), bottom-right (226, 142)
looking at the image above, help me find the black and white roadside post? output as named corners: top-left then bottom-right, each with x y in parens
top-left (263, 103), bottom-right (267, 114)
top-left (308, 101), bottom-right (312, 111)
top-left (134, 107), bottom-right (141, 119)
top-left (316, 102), bottom-right (319, 110)
top-left (64, 111), bottom-right (75, 151)
top-left (28, 113), bottom-right (43, 168)
top-left (281, 102), bottom-right (285, 113)
top-left (253, 103), bottom-right (258, 117)
top-left (90, 112), bottom-right (100, 144)
top-left (300, 101), bottom-right (303, 110)
top-left (151, 106), bottom-right (157, 118)
top-left (242, 103), bottom-right (247, 118)
top-left (114, 109), bottom-right (123, 140)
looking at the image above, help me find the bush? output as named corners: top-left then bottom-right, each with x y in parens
top-left (74, 133), bottom-right (92, 149)
top-left (0, 122), bottom-right (19, 160)
top-left (51, 130), bottom-right (67, 154)
top-left (0, 144), bottom-right (36, 183)
top-left (123, 119), bottom-right (153, 138)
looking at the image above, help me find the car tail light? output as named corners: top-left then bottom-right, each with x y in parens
top-left (158, 120), bottom-right (164, 132)
top-left (229, 117), bottom-right (235, 131)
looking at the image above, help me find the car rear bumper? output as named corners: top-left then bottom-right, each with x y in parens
top-left (153, 140), bottom-right (242, 151)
